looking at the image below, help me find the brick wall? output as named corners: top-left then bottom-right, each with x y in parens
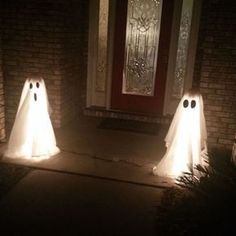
top-left (0, 18), bottom-right (6, 141)
top-left (77, 1), bottom-right (89, 116)
top-left (194, 0), bottom-right (236, 149)
top-left (1, 0), bottom-right (89, 134)
top-left (60, 0), bottom-right (89, 125)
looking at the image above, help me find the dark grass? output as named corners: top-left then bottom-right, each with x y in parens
top-left (0, 162), bottom-right (32, 199)
top-left (97, 118), bottom-right (160, 135)
top-left (155, 148), bottom-right (236, 235)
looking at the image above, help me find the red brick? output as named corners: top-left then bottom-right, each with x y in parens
top-left (1, 0), bottom-right (89, 133)
top-left (194, 0), bottom-right (236, 150)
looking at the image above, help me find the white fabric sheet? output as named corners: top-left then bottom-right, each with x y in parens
top-left (4, 78), bottom-right (60, 160)
top-left (153, 89), bottom-right (208, 178)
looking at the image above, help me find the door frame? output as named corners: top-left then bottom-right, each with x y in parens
top-left (86, 0), bottom-right (202, 115)
top-left (110, 0), bottom-right (174, 115)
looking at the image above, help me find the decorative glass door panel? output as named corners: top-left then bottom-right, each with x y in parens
top-left (111, 0), bottom-right (174, 114)
top-left (123, 0), bottom-right (163, 96)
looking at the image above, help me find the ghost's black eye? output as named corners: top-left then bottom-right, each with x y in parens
top-left (36, 82), bottom-right (40, 88)
top-left (29, 83), bottom-right (33, 89)
top-left (191, 100), bottom-right (196, 108)
top-left (183, 99), bottom-right (189, 108)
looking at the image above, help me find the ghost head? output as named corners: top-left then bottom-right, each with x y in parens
top-left (4, 78), bottom-right (60, 160)
top-left (153, 88), bottom-right (208, 178)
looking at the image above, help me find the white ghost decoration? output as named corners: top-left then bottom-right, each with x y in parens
top-left (153, 89), bottom-right (208, 178)
top-left (4, 78), bottom-right (60, 161)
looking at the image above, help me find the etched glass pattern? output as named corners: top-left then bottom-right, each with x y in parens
top-left (96, 0), bottom-right (109, 92)
top-left (122, 0), bottom-right (163, 96)
top-left (172, 1), bottom-right (192, 98)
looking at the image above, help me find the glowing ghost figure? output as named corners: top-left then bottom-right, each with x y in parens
top-left (4, 78), bottom-right (60, 160)
top-left (153, 89), bottom-right (208, 178)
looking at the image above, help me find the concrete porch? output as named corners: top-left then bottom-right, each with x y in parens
top-left (0, 116), bottom-right (174, 235)
top-left (0, 116), bottom-right (173, 188)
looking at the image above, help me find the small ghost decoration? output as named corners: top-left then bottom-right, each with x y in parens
top-left (153, 88), bottom-right (208, 178)
top-left (4, 78), bottom-right (60, 161)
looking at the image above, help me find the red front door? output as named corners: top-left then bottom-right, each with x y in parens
top-left (111, 0), bottom-right (174, 114)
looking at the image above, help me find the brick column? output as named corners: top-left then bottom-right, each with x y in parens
top-left (1, 0), bottom-right (89, 135)
top-left (0, 31), bottom-right (6, 141)
top-left (193, 0), bottom-right (236, 150)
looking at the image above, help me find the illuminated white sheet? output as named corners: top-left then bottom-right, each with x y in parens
top-left (4, 78), bottom-right (60, 160)
top-left (153, 89), bottom-right (208, 178)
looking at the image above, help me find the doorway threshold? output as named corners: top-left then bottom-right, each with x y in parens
top-left (84, 107), bottom-right (171, 125)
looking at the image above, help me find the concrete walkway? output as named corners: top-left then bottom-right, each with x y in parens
top-left (0, 169), bottom-right (164, 235)
top-left (0, 116), bottom-right (174, 235)
top-left (1, 116), bottom-right (173, 187)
